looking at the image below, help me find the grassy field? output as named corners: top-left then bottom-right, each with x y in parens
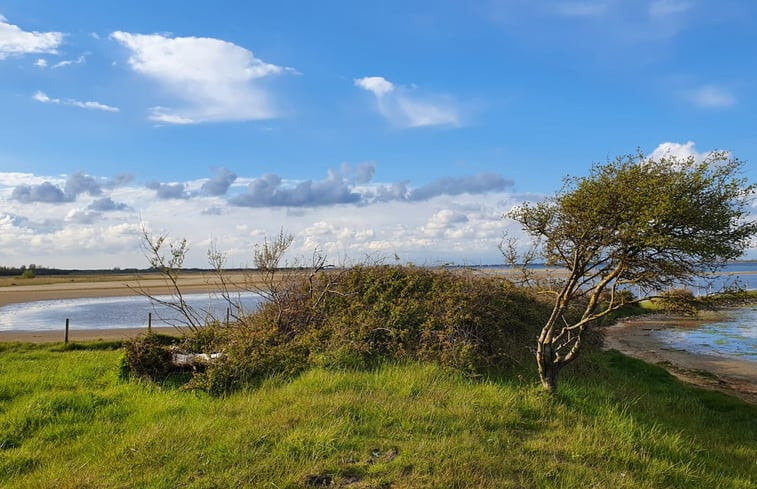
top-left (0, 342), bottom-right (755, 488)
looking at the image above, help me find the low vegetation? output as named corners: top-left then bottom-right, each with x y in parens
top-left (123, 265), bottom-right (567, 394)
top-left (0, 341), bottom-right (755, 488)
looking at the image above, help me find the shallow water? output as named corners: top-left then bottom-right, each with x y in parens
top-left (0, 293), bottom-right (261, 331)
top-left (653, 307), bottom-right (757, 363)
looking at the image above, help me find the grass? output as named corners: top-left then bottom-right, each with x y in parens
top-left (0, 342), bottom-right (755, 488)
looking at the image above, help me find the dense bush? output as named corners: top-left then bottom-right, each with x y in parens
top-left (120, 333), bottom-right (179, 381)
top-left (658, 287), bottom-right (698, 315)
top-left (177, 266), bottom-right (553, 394)
top-left (121, 266), bottom-right (570, 394)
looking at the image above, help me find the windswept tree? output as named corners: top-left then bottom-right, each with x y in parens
top-left (508, 150), bottom-right (756, 394)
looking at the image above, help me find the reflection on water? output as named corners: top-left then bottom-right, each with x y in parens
top-left (653, 307), bottom-right (757, 362)
top-left (0, 293), bottom-right (262, 332)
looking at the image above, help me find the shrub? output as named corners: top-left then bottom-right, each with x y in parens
top-left (186, 266), bottom-right (554, 394)
top-left (20, 270), bottom-right (35, 279)
top-left (659, 288), bottom-right (698, 315)
top-left (120, 334), bottom-right (177, 381)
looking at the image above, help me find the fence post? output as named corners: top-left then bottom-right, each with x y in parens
top-left (226, 307), bottom-right (230, 327)
top-left (64, 318), bottom-right (69, 344)
top-left (148, 312), bottom-right (152, 333)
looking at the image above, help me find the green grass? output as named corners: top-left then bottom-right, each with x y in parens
top-left (0, 342), bottom-right (755, 488)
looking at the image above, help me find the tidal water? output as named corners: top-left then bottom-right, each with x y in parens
top-left (0, 293), bottom-right (261, 332)
top-left (652, 307), bottom-right (757, 363)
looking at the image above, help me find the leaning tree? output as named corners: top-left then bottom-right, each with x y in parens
top-left (508, 150), bottom-right (756, 394)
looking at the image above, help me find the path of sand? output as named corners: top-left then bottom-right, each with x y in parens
top-left (603, 314), bottom-right (757, 404)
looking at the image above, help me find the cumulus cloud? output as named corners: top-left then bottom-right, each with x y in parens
top-left (10, 172), bottom-right (129, 204)
top-left (0, 14), bottom-right (63, 59)
top-left (355, 161), bottom-right (376, 184)
top-left (146, 181), bottom-right (189, 199)
top-left (230, 169), bottom-right (512, 208)
top-left (65, 208), bottom-right (100, 224)
top-left (354, 76), bottom-right (460, 128)
top-left (648, 141), bottom-right (729, 164)
top-left (201, 167), bottom-right (238, 196)
top-left (0, 212), bottom-right (62, 233)
top-left (12, 182), bottom-right (67, 203)
top-left (65, 171), bottom-right (102, 197)
top-left (111, 31), bottom-right (296, 124)
top-left (354, 76), bottom-right (395, 96)
top-left (230, 171), bottom-right (361, 208)
top-left (88, 197), bottom-right (129, 212)
top-left (33, 90), bottom-right (119, 112)
top-left (685, 85), bottom-right (735, 109)
top-left (425, 209), bottom-right (469, 234)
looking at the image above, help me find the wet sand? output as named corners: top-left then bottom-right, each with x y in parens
top-left (604, 314), bottom-right (757, 404)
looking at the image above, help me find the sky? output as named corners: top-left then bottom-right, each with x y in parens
top-left (1, 0), bottom-right (756, 268)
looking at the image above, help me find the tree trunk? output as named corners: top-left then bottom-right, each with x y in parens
top-left (536, 338), bottom-right (559, 395)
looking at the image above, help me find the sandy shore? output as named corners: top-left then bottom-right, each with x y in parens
top-left (0, 326), bottom-right (181, 343)
top-left (603, 314), bottom-right (757, 404)
top-left (0, 272), bottom-right (266, 307)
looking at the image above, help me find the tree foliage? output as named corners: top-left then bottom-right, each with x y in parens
top-left (508, 150), bottom-right (756, 393)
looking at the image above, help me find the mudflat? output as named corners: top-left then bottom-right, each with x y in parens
top-left (604, 314), bottom-right (757, 404)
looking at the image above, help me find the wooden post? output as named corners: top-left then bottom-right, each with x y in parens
top-left (226, 307), bottom-right (230, 327)
top-left (64, 318), bottom-right (69, 344)
top-left (148, 312), bottom-right (152, 333)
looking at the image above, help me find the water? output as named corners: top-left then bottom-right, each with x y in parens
top-left (653, 307), bottom-right (757, 363)
top-left (0, 292), bottom-right (262, 332)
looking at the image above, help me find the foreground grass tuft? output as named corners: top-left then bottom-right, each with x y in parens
top-left (0, 343), bottom-right (755, 488)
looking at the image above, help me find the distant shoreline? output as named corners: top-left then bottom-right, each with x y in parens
top-left (0, 272), bottom-right (267, 307)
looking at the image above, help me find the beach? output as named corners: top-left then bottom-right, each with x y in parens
top-left (0, 273), bottom-right (257, 342)
top-left (603, 314), bottom-right (757, 404)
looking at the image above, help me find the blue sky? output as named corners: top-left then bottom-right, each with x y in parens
top-left (1, 1), bottom-right (755, 267)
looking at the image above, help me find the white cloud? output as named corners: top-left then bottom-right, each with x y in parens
top-left (51, 54), bottom-right (85, 69)
top-left (0, 169), bottom-right (525, 267)
top-left (33, 90), bottom-right (56, 103)
top-left (111, 31), bottom-right (295, 124)
top-left (0, 14), bottom-right (63, 59)
top-left (68, 100), bottom-right (119, 112)
top-left (685, 85), bottom-right (735, 109)
top-left (648, 141), bottom-right (729, 164)
top-left (33, 90), bottom-right (119, 112)
top-left (355, 76), bottom-right (461, 128)
top-left (34, 58), bottom-right (47, 67)
top-left (354, 76), bottom-right (395, 96)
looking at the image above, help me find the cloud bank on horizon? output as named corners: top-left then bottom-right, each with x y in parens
top-left (0, 168), bottom-right (521, 268)
top-left (2, 142), bottom-right (751, 268)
